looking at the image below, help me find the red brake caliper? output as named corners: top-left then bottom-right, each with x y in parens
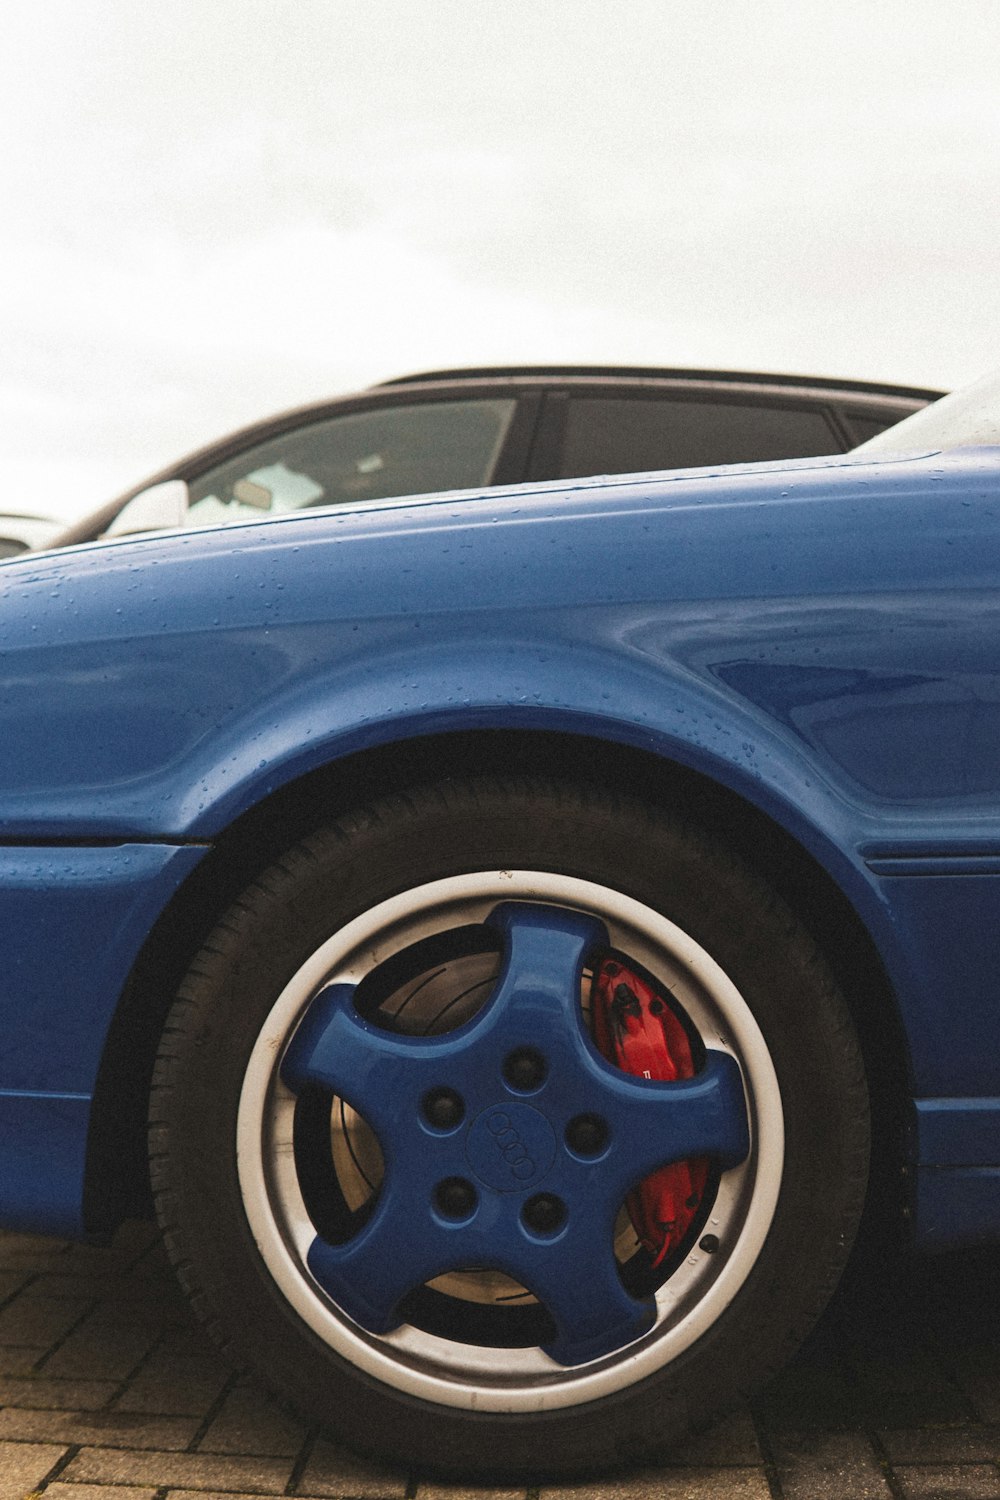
top-left (592, 958), bottom-right (709, 1267)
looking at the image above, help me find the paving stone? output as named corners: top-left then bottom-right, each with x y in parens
top-left (946, 1352), bottom-right (1000, 1424)
top-left (0, 1290), bottom-right (90, 1346)
top-left (26, 1264), bottom-right (182, 1306)
top-left (61, 1221), bottom-right (158, 1265)
top-left (0, 1234), bottom-right (69, 1270)
top-left (156, 1323), bottom-right (222, 1356)
top-left (0, 1271), bottom-right (30, 1302)
top-left (859, 1389), bottom-right (978, 1428)
top-left (40, 1310), bottom-right (162, 1378)
top-left (771, 1430), bottom-right (893, 1498)
top-left (162, 1494), bottom-right (353, 1500)
top-left (832, 1345), bottom-right (976, 1428)
top-left (196, 1380), bottom-right (308, 1455)
top-left (881, 1427), bottom-right (1000, 1463)
top-left (0, 1373), bottom-right (117, 1408)
top-left (0, 1346), bottom-right (41, 1376)
top-left (18, 1270), bottom-right (118, 1300)
top-left (60, 1445), bottom-right (295, 1491)
top-left (665, 1409), bottom-right (763, 1465)
top-left (300, 1437), bottom-right (410, 1497)
top-left (853, 1351), bottom-right (961, 1396)
top-left (0, 1439), bottom-right (69, 1499)
top-left (162, 1494), bottom-right (347, 1500)
top-left (111, 1348), bottom-right (231, 1416)
top-left (539, 1469), bottom-right (772, 1499)
top-left (44, 1488), bottom-right (159, 1500)
top-left (0, 1400), bottom-right (200, 1448)
top-left (949, 1347), bottom-right (1000, 1382)
top-left (85, 1293), bottom-right (185, 1329)
top-left (415, 1482), bottom-right (527, 1499)
top-left (895, 1464), bottom-right (1000, 1498)
top-left (114, 1365), bottom-right (229, 1414)
top-left (6, 1224), bottom-right (1000, 1500)
top-left (751, 1362), bottom-right (858, 1430)
top-left (959, 1379), bottom-right (1000, 1425)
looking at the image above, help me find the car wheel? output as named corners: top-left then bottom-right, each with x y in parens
top-left (149, 778), bottom-right (869, 1477)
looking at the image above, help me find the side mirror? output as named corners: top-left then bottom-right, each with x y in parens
top-left (104, 480), bottom-right (190, 538)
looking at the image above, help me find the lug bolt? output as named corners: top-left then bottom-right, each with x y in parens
top-left (522, 1193), bottom-right (567, 1235)
top-left (435, 1177), bottom-right (477, 1220)
top-left (565, 1113), bottom-right (609, 1156)
top-left (422, 1087), bottom-right (465, 1130)
top-left (503, 1047), bottom-right (547, 1092)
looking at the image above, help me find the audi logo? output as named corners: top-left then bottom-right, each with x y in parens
top-left (486, 1109), bottom-right (537, 1181)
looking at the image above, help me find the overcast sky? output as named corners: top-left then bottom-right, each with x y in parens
top-left (5, 1), bottom-right (1000, 519)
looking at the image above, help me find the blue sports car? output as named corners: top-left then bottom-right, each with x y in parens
top-left (1, 372), bottom-right (998, 1476)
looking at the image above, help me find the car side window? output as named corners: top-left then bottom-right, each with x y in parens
top-left (186, 399), bottom-right (517, 526)
top-left (556, 396), bottom-right (841, 478)
top-left (843, 413), bottom-right (897, 446)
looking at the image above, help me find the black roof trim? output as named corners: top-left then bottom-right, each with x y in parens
top-left (378, 365), bottom-right (944, 402)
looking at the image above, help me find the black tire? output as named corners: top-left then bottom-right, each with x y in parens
top-left (149, 778), bottom-right (869, 1478)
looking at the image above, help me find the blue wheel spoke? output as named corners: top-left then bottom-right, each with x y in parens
top-left (280, 982), bottom-right (472, 1140)
top-left (524, 1220), bottom-right (656, 1366)
top-left (601, 1051), bottom-right (750, 1188)
top-left (280, 905), bottom-right (609, 1141)
top-left (306, 1173), bottom-right (655, 1364)
top-left (306, 1175), bottom-right (453, 1334)
top-left (484, 903), bottom-right (608, 1054)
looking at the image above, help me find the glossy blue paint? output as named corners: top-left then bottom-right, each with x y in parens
top-left (1, 447), bottom-right (1000, 1244)
top-left (916, 1099), bottom-right (1000, 1166)
top-left (0, 843), bottom-right (206, 1233)
top-left (283, 904), bottom-right (748, 1365)
top-left (2, 450), bottom-right (999, 855)
top-left (0, 843), bottom-right (206, 1093)
top-left (866, 871), bottom-right (1000, 1098)
top-left (916, 1168), bottom-right (1000, 1252)
top-left (0, 1092), bottom-right (92, 1237)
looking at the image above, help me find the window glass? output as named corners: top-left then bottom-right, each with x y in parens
top-left (845, 415), bottom-right (896, 447)
top-left (186, 399), bottom-right (516, 527)
top-left (558, 397), bottom-right (839, 478)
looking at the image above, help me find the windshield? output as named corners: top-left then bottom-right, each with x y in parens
top-left (854, 368), bottom-right (1000, 457)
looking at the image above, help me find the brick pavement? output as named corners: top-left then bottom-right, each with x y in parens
top-left (2, 1222), bottom-right (1000, 1499)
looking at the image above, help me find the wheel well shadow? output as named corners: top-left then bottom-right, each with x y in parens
top-left (83, 729), bottom-right (910, 1244)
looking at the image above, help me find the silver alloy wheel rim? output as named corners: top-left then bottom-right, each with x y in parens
top-left (237, 871), bottom-right (784, 1413)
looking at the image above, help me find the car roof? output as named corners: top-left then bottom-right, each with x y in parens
top-left (378, 365), bottom-right (944, 402)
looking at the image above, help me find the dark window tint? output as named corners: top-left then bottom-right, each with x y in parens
top-left (186, 399), bottom-right (516, 527)
top-left (844, 414), bottom-right (897, 447)
top-left (558, 397), bottom-right (840, 479)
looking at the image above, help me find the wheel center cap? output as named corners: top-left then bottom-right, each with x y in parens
top-left (465, 1102), bottom-right (557, 1192)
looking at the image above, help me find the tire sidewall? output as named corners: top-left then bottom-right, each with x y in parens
top-left (152, 781), bottom-right (869, 1475)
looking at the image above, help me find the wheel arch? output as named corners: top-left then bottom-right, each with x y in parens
top-left (83, 727), bottom-right (910, 1236)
